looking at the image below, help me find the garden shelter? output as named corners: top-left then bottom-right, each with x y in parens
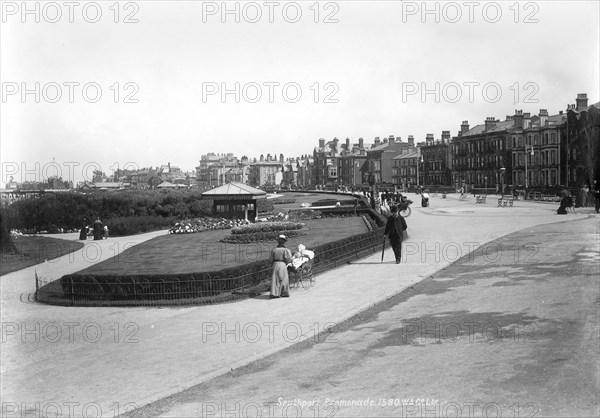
top-left (201, 182), bottom-right (266, 221)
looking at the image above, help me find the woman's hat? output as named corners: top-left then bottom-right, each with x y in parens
top-left (278, 234), bottom-right (287, 241)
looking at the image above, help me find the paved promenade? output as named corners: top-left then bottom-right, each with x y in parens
top-left (1, 195), bottom-right (596, 417)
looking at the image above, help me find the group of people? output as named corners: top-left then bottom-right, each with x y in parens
top-left (270, 235), bottom-right (315, 299)
top-left (79, 218), bottom-right (109, 241)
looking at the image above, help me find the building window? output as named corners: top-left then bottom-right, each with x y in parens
top-left (551, 133), bottom-right (556, 144)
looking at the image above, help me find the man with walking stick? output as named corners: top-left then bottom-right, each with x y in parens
top-left (383, 205), bottom-right (408, 264)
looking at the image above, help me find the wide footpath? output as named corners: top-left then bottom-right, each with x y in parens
top-left (1, 194), bottom-right (596, 417)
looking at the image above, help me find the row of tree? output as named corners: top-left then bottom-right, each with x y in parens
top-left (1, 189), bottom-right (214, 234)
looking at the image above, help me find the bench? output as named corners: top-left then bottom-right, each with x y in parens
top-left (497, 197), bottom-right (514, 207)
top-left (475, 195), bottom-right (487, 204)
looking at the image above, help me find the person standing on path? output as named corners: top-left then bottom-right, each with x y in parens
top-left (270, 235), bottom-right (293, 298)
top-left (594, 180), bottom-right (600, 213)
top-left (384, 205), bottom-right (408, 264)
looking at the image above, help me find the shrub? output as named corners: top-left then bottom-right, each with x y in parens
top-left (273, 199), bottom-right (296, 205)
top-left (257, 198), bottom-right (274, 213)
top-left (231, 221), bottom-right (304, 234)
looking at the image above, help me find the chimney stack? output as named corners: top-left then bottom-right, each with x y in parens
top-left (441, 131), bottom-right (450, 144)
top-left (460, 121), bottom-right (469, 135)
top-left (484, 117), bottom-right (497, 132)
top-left (576, 93), bottom-right (588, 111)
top-left (358, 137), bottom-right (364, 148)
top-left (374, 137), bottom-right (381, 147)
top-left (345, 137), bottom-right (350, 151)
top-left (426, 133), bottom-right (434, 145)
top-left (523, 112), bottom-right (531, 129)
top-left (319, 138), bottom-right (325, 148)
top-left (513, 110), bottom-right (524, 129)
top-left (408, 135), bottom-right (415, 146)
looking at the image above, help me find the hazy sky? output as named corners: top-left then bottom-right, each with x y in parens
top-left (1, 0), bottom-right (599, 185)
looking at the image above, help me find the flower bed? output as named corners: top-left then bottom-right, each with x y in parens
top-left (272, 199), bottom-right (296, 205)
top-left (231, 221), bottom-right (304, 235)
top-left (169, 218), bottom-right (249, 234)
top-left (221, 230), bottom-right (307, 244)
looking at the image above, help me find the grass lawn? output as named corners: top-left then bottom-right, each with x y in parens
top-left (74, 217), bottom-right (369, 276)
top-left (1, 236), bottom-right (84, 276)
top-left (272, 192), bottom-right (360, 213)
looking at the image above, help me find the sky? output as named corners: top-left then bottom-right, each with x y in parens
top-left (1, 0), bottom-right (599, 185)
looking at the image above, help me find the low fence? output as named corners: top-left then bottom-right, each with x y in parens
top-left (35, 227), bottom-right (386, 307)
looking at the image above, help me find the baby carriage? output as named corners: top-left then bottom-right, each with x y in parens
top-left (288, 244), bottom-right (315, 289)
top-left (288, 258), bottom-right (315, 289)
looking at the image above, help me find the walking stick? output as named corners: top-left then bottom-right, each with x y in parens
top-left (381, 235), bottom-right (386, 262)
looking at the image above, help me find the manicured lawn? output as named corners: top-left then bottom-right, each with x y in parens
top-left (75, 217), bottom-right (369, 276)
top-left (1, 236), bottom-right (84, 276)
top-left (272, 192), bottom-right (360, 213)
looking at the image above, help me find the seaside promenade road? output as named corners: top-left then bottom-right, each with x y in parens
top-left (132, 214), bottom-right (600, 418)
top-left (1, 195), bottom-right (596, 417)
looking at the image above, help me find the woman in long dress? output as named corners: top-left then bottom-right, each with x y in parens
top-left (270, 235), bottom-right (293, 298)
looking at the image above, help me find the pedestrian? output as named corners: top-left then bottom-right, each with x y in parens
top-left (93, 218), bottom-right (103, 240)
top-left (421, 190), bottom-right (430, 207)
top-left (384, 205), bottom-right (408, 264)
top-left (270, 234), bottom-right (293, 298)
top-left (103, 225), bottom-right (109, 239)
top-left (594, 180), bottom-right (600, 213)
top-left (79, 218), bottom-right (88, 240)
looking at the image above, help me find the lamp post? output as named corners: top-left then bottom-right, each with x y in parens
top-left (416, 154), bottom-right (423, 187)
top-left (484, 176), bottom-right (488, 194)
top-left (500, 167), bottom-right (506, 197)
top-left (524, 144), bottom-right (534, 189)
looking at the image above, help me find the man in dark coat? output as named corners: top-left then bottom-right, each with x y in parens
top-left (384, 205), bottom-right (408, 264)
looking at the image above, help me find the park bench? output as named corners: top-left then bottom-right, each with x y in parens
top-left (497, 196), bottom-right (514, 207)
top-left (475, 195), bottom-right (487, 204)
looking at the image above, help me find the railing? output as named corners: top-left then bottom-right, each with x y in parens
top-left (35, 227), bottom-right (385, 307)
